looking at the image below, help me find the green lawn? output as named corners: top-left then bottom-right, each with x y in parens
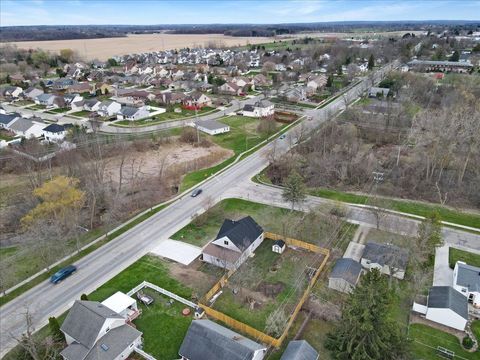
top-left (85, 255), bottom-right (193, 359)
top-left (0, 246), bottom-right (17, 258)
top-left (30, 104), bottom-right (46, 110)
top-left (46, 107), bottom-right (69, 113)
top-left (409, 323), bottom-right (479, 360)
top-left (179, 116), bottom-right (287, 192)
top-left (471, 320), bottom-right (480, 343)
top-left (449, 247), bottom-right (480, 269)
top-left (0, 131), bottom-right (15, 141)
top-left (70, 110), bottom-right (92, 117)
top-left (171, 198), bottom-right (354, 248)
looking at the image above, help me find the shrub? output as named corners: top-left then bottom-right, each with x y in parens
top-left (462, 335), bottom-right (473, 349)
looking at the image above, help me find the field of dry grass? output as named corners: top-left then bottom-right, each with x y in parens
top-left (9, 33), bottom-right (271, 60)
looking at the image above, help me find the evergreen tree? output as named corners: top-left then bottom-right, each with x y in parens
top-left (326, 75), bottom-right (333, 88)
top-left (282, 170), bottom-right (306, 210)
top-left (450, 50), bottom-right (460, 62)
top-left (368, 54), bottom-right (375, 70)
top-left (325, 269), bottom-right (408, 360)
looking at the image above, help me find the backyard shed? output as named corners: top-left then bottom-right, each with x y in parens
top-left (272, 240), bottom-right (286, 254)
top-left (328, 258), bottom-right (363, 294)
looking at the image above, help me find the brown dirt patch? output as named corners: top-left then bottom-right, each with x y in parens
top-left (257, 281), bottom-right (285, 297)
top-left (168, 259), bottom-right (219, 298)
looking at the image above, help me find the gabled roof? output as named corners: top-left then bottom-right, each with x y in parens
top-left (43, 124), bottom-right (65, 133)
top-left (0, 113), bottom-right (20, 126)
top-left (216, 216), bottom-right (263, 251)
top-left (362, 242), bottom-right (409, 269)
top-left (8, 118), bottom-right (34, 133)
top-left (179, 319), bottom-right (265, 360)
top-left (330, 258), bottom-right (362, 285)
top-left (119, 106), bottom-right (141, 117)
top-left (455, 262), bottom-right (480, 293)
top-left (280, 340), bottom-right (318, 360)
top-left (428, 286), bottom-right (468, 320)
top-left (60, 301), bottom-right (123, 350)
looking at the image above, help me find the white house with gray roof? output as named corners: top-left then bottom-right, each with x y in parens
top-left (179, 319), bottom-right (266, 360)
top-left (453, 261), bottom-right (480, 308)
top-left (97, 100), bottom-right (121, 117)
top-left (418, 286), bottom-right (469, 331)
top-left (193, 119), bottom-right (230, 135)
top-left (117, 106), bottom-right (149, 121)
top-left (60, 300), bottom-right (142, 360)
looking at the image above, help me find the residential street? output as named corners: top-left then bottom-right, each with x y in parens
top-left (3, 62), bottom-right (464, 357)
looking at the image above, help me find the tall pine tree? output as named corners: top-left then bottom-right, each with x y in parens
top-left (325, 269), bottom-right (408, 360)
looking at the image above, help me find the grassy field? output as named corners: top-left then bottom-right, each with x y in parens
top-left (115, 106), bottom-right (217, 127)
top-left (472, 320), bottom-right (480, 343)
top-left (179, 116), bottom-right (286, 192)
top-left (86, 255), bottom-right (193, 359)
top-left (46, 107), bottom-right (69, 113)
top-left (449, 247), bottom-right (480, 269)
top-left (0, 246), bottom-right (17, 257)
top-left (30, 104), bottom-right (46, 110)
top-left (0, 131), bottom-right (15, 141)
top-left (409, 323), bottom-right (479, 360)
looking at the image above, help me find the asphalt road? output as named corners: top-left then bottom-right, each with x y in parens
top-left (5, 62), bottom-right (471, 356)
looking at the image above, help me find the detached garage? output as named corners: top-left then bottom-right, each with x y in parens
top-left (193, 119), bottom-right (230, 135)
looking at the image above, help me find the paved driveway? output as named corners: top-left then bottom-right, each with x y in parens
top-left (150, 239), bottom-right (202, 265)
top-left (433, 245), bottom-right (453, 286)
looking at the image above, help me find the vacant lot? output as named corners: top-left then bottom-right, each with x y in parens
top-left (11, 33), bottom-right (272, 60)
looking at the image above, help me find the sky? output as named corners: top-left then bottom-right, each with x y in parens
top-left (1, 0), bottom-right (479, 26)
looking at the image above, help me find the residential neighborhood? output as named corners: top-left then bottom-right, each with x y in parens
top-left (1, 2), bottom-right (480, 360)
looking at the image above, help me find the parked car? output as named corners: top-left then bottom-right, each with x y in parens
top-left (191, 188), bottom-right (203, 197)
top-left (279, 134), bottom-right (286, 139)
top-left (50, 265), bottom-right (77, 284)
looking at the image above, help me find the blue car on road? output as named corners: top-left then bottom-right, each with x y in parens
top-left (50, 265), bottom-right (77, 284)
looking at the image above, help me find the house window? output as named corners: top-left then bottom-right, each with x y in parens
top-left (224, 240), bottom-right (229, 245)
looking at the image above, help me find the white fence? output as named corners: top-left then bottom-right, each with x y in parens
top-left (134, 347), bottom-right (157, 360)
top-left (127, 281), bottom-right (197, 308)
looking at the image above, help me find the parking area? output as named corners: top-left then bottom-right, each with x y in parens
top-left (150, 239), bottom-right (202, 265)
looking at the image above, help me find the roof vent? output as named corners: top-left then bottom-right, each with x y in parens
top-left (101, 344), bottom-right (109, 351)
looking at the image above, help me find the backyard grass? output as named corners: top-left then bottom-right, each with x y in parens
top-left (449, 247), bottom-right (480, 269)
top-left (409, 323), bottom-right (479, 360)
top-left (179, 116), bottom-right (287, 192)
top-left (472, 320), bottom-right (480, 343)
top-left (46, 107), bottom-right (69, 113)
top-left (0, 246), bottom-right (17, 258)
top-left (212, 241), bottom-right (322, 333)
top-left (87, 255), bottom-right (194, 359)
top-left (0, 131), bottom-right (15, 141)
top-left (30, 104), bottom-right (46, 110)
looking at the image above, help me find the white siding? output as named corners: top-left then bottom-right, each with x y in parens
top-left (425, 308), bottom-right (467, 331)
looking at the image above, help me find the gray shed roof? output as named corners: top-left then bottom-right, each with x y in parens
top-left (216, 216), bottom-right (263, 251)
top-left (330, 258), bottom-right (362, 285)
top-left (280, 340), bottom-right (319, 360)
top-left (179, 319), bottom-right (265, 360)
top-left (428, 286), bottom-right (468, 320)
top-left (60, 301), bottom-right (123, 350)
top-left (455, 262), bottom-right (480, 293)
top-left (363, 242), bottom-right (409, 269)
top-left (195, 119), bottom-right (228, 131)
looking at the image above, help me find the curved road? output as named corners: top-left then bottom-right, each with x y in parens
top-left (6, 62), bottom-right (475, 356)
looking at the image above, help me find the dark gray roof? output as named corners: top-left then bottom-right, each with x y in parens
top-left (60, 342), bottom-right (89, 360)
top-left (455, 262), bottom-right (480, 293)
top-left (0, 113), bottom-right (20, 126)
top-left (428, 286), bottom-right (468, 320)
top-left (273, 240), bottom-right (285, 247)
top-left (61, 301), bottom-right (123, 350)
top-left (119, 106), bottom-right (140, 117)
top-left (8, 118), bottom-right (34, 133)
top-left (243, 104), bottom-right (254, 112)
top-left (216, 216), bottom-right (263, 251)
top-left (43, 123), bottom-right (65, 133)
top-left (195, 119), bottom-right (228, 131)
top-left (280, 340), bottom-right (319, 360)
top-left (179, 319), bottom-right (265, 360)
top-left (84, 324), bottom-right (141, 360)
top-left (363, 242), bottom-right (409, 269)
top-left (330, 258), bottom-right (362, 285)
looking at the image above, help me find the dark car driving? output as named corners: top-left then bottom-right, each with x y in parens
top-left (191, 188), bottom-right (202, 197)
top-left (50, 265), bottom-right (77, 284)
